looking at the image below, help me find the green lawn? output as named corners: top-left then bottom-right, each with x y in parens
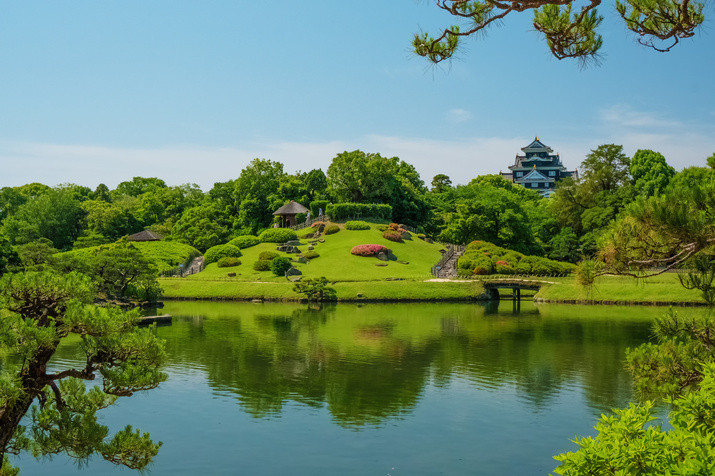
top-left (161, 277), bottom-right (484, 301)
top-left (186, 223), bottom-right (446, 283)
top-left (535, 273), bottom-right (705, 304)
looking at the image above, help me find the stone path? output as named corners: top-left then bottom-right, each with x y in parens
top-left (434, 246), bottom-right (465, 278)
top-left (183, 256), bottom-right (205, 276)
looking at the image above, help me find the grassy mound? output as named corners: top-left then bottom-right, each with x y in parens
top-left (58, 240), bottom-right (200, 273)
top-left (180, 222), bottom-right (445, 283)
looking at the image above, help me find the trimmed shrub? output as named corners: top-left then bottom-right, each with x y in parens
top-left (259, 228), bottom-right (298, 243)
top-left (217, 257), bottom-right (242, 268)
top-left (204, 244), bottom-right (242, 265)
top-left (300, 250), bottom-right (320, 260)
top-left (325, 203), bottom-right (392, 221)
top-left (376, 225), bottom-right (389, 232)
top-left (456, 240), bottom-right (574, 276)
top-left (345, 220), bottom-right (371, 230)
top-left (228, 235), bottom-right (260, 249)
top-left (324, 224), bottom-right (340, 235)
top-left (382, 230), bottom-right (403, 243)
top-left (311, 221), bottom-right (326, 229)
top-left (259, 251), bottom-right (279, 261)
top-left (270, 256), bottom-right (293, 276)
top-left (494, 260), bottom-right (514, 275)
top-left (253, 260), bottom-right (271, 271)
top-left (350, 244), bottom-right (389, 257)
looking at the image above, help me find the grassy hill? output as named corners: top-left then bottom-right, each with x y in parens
top-left (160, 222), bottom-right (485, 301)
top-left (188, 224), bottom-right (445, 283)
top-left (57, 240), bottom-right (200, 273)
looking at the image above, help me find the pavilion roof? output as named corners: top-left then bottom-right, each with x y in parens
top-left (273, 200), bottom-right (309, 215)
top-left (127, 229), bottom-right (163, 241)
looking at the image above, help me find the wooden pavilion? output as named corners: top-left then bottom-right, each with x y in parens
top-left (127, 229), bottom-right (163, 242)
top-left (273, 200), bottom-right (309, 228)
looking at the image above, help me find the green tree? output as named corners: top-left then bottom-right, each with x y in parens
top-left (233, 159), bottom-right (285, 233)
top-left (430, 174), bottom-right (452, 193)
top-left (629, 149), bottom-right (675, 197)
top-left (15, 239), bottom-right (58, 270)
top-left (414, 0), bottom-right (704, 64)
top-left (0, 234), bottom-right (19, 275)
top-left (326, 150), bottom-right (429, 226)
top-left (81, 198), bottom-right (141, 242)
top-left (1, 187), bottom-right (85, 250)
top-left (172, 204), bottom-right (231, 252)
top-left (87, 241), bottom-right (161, 301)
top-left (598, 166), bottom-right (714, 280)
top-left (0, 272), bottom-right (166, 472)
top-left (293, 277), bottom-right (337, 302)
top-left (113, 177), bottom-right (167, 198)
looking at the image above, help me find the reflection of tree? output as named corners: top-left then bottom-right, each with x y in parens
top-left (54, 302), bottom-right (657, 426)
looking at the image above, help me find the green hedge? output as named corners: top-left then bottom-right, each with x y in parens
top-left (217, 257), bottom-right (241, 268)
top-left (345, 220), bottom-right (371, 230)
top-left (310, 200), bottom-right (329, 218)
top-left (204, 244), bottom-right (242, 265)
top-left (324, 225), bottom-right (340, 235)
top-left (228, 235), bottom-right (260, 249)
top-left (258, 228), bottom-right (298, 243)
top-left (253, 260), bottom-right (271, 271)
top-left (325, 203), bottom-right (392, 221)
top-left (457, 240), bottom-right (575, 276)
top-left (258, 251), bottom-right (279, 261)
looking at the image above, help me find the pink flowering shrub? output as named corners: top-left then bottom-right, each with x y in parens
top-left (351, 244), bottom-right (389, 257)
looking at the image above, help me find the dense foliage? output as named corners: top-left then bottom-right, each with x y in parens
top-left (414, 0), bottom-right (705, 64)
top-left (458, 241), bottom-right (575, 276)
top-left (0, 272), bottom-right (166, 473)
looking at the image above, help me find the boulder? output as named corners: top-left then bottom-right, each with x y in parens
top-left (377, 252), bottom-right (389, 261)
top-left (227, 272), bottom-right (236, 277)
top-left (286, 267), bottom-right (302, 277)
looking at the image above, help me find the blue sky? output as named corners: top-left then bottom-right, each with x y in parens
top-left (1, 1), bottom-right (713, 189)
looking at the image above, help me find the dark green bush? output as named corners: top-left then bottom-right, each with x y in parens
top-left (259, 251), bottom-right (279, 261)
top-left (204, 244), bottom-right (242, 265)
top-left (258, 228), bottom-right (298, 243)
top-left (345, 220), bottom-right (371, 230)
top-left (325, 203), bottom-right (392, 221)
top-left (253, 260), bottom-right (271, 271)
top-left (270, 256), bottom-right (292, 276)
top-left (324, 225), bottom-right (340, 235)
top-left (228, 235), bottom-right (260, 249)
top-left (217, 257), bottom-right (241, 268)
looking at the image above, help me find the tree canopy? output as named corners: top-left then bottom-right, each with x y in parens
top-left (414, 0), bottom-right (705, 64)
top-left (0, 272), bottom-right (166, 473)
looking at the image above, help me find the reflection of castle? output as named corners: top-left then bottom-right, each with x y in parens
top-left (500, 138), bottom-right (578, 197)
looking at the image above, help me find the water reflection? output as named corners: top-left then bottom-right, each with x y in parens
top-left (60, 301), bottom-right (652, 427)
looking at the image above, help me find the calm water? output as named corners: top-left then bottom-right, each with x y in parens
top-left (15, 301), bottom-right (701, 475)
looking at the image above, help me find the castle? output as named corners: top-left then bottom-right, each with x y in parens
top-left (500, 138), bottom-right (578, 196)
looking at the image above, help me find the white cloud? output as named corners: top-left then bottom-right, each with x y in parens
top-left (599, 104), bottom-right (681, 129)
top-left (1, 126), bottom-right (712, 191)
top-left (446, 108), bottom-right (473, 123)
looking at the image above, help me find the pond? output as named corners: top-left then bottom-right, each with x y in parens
top-left (16, 301), bottom-right (704, 475)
